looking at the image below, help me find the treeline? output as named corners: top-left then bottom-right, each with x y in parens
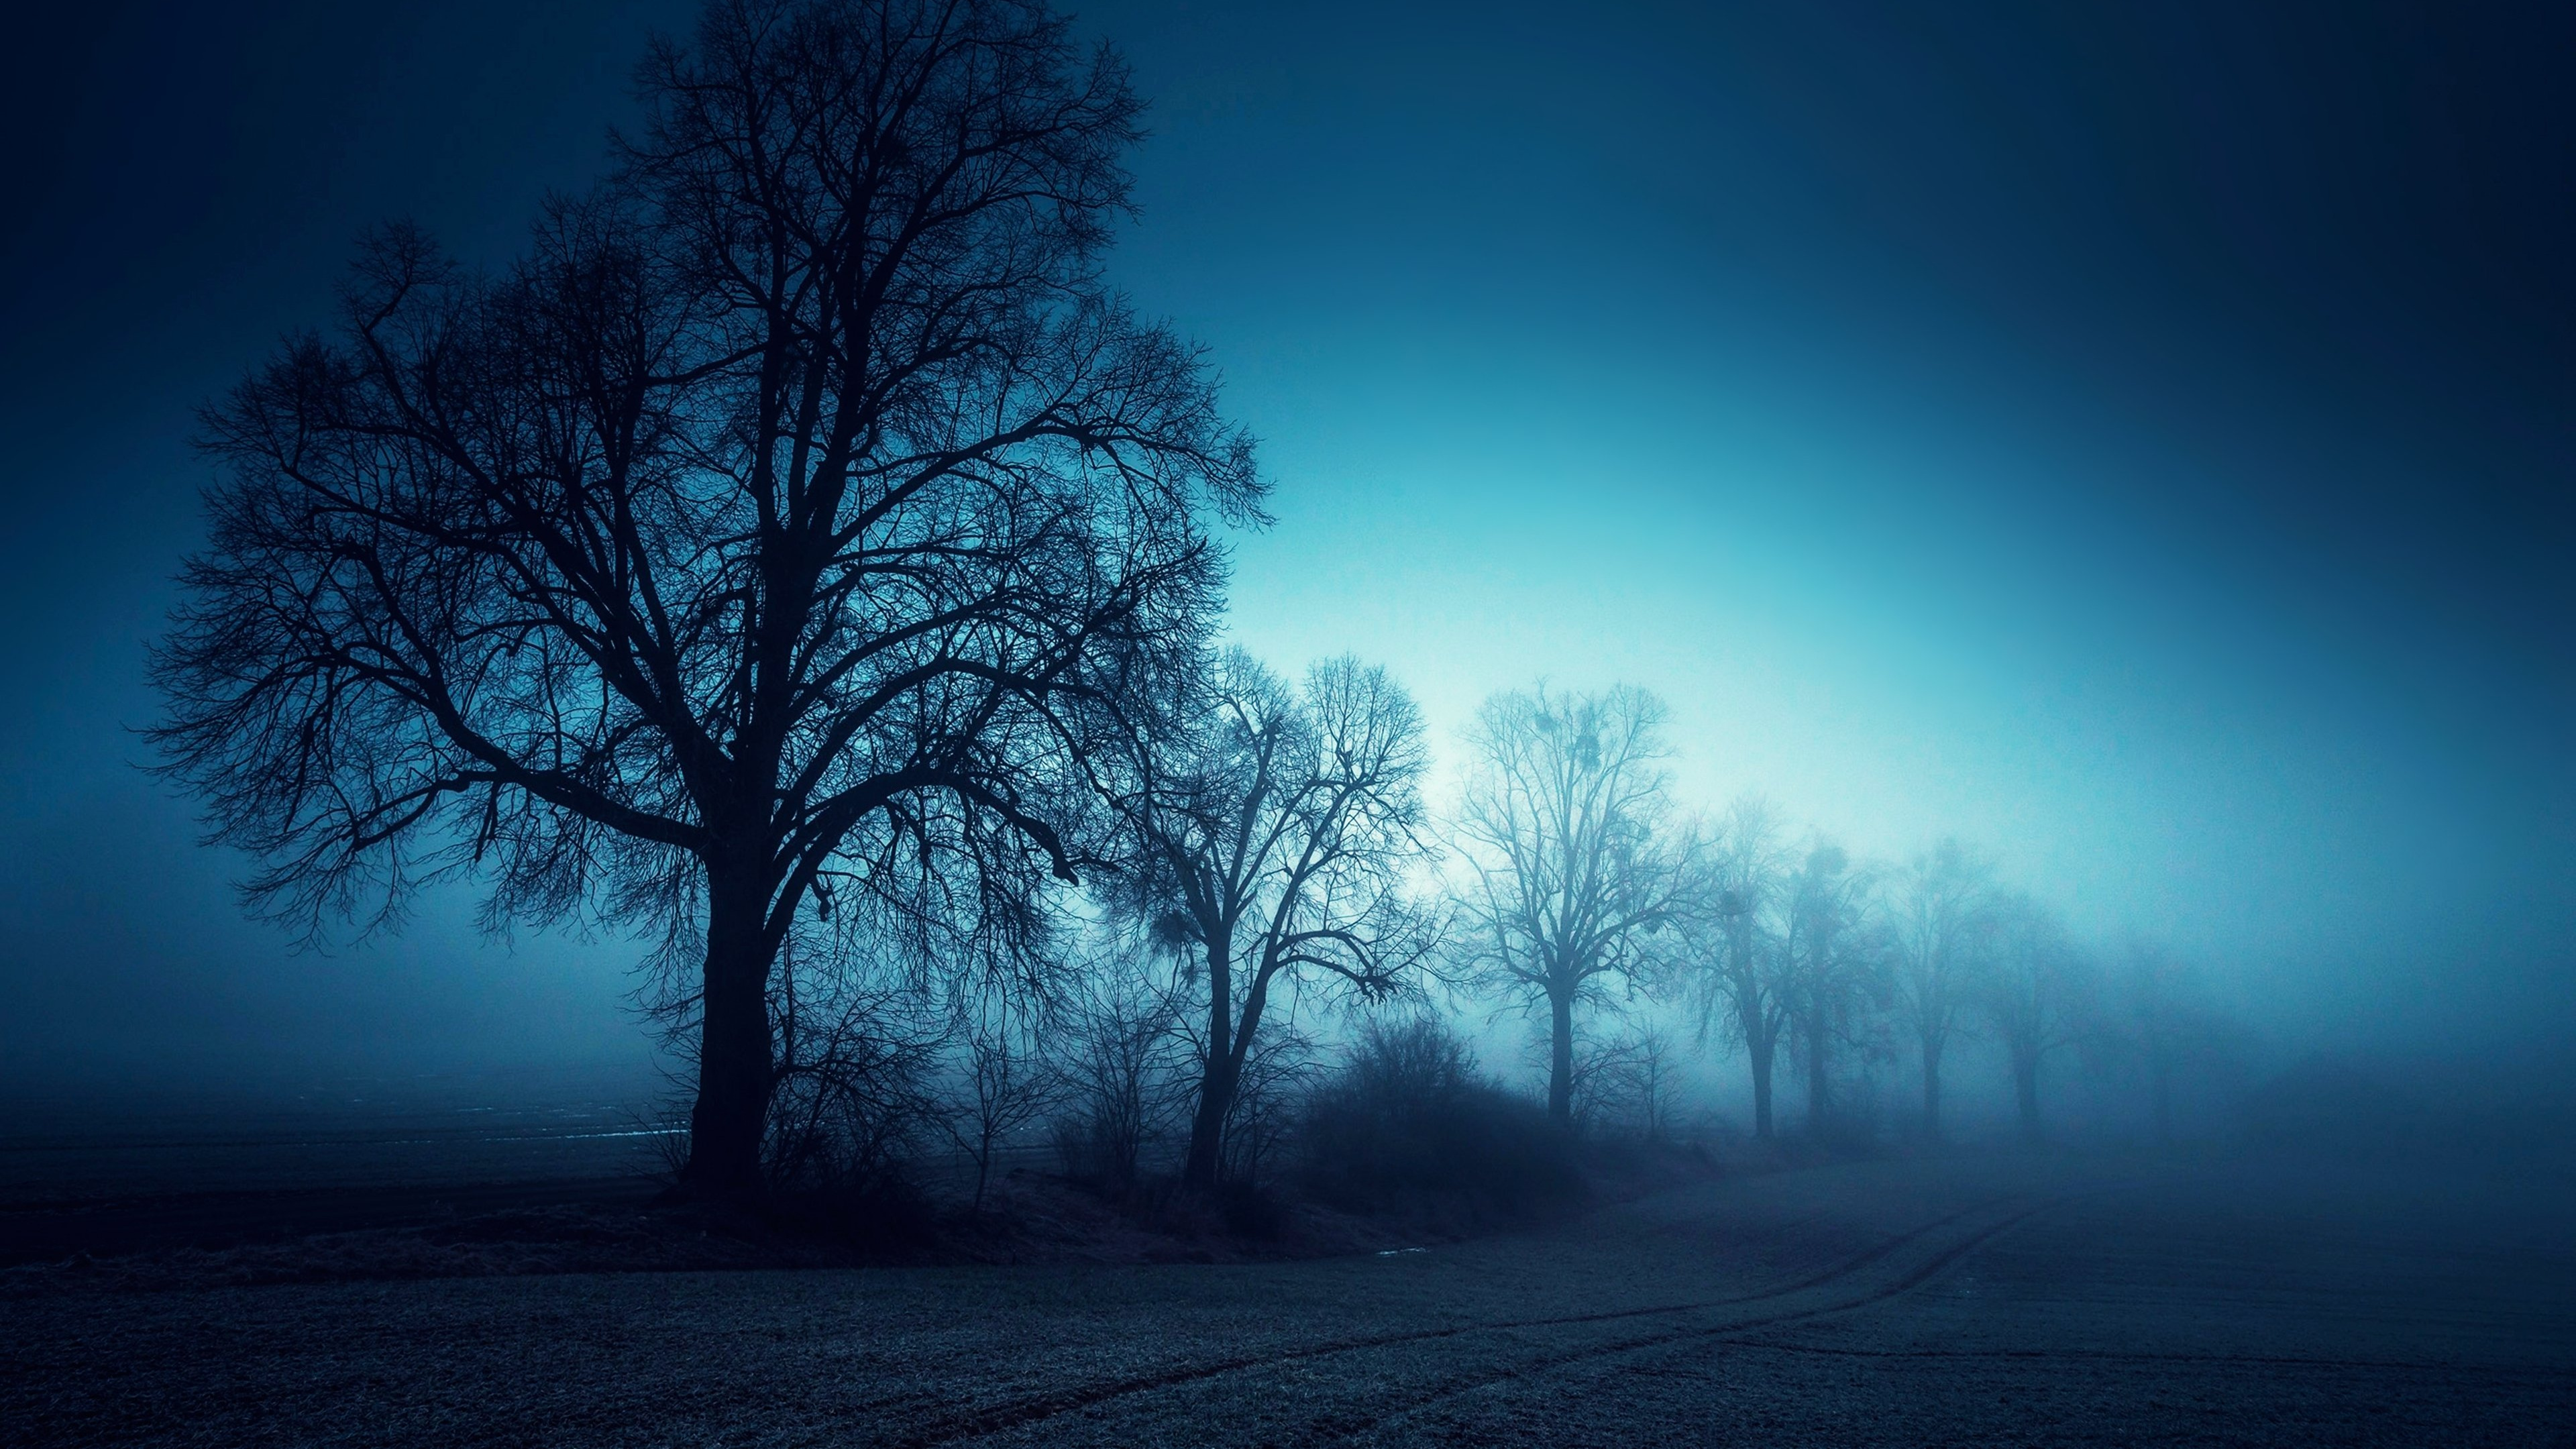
top-left (1473, 680), bottom-right (2256, 1144)
top-left (729, 667), bottom-right (2252, 1212)
top-left (1438, 684), bottom-right (2251, 1152)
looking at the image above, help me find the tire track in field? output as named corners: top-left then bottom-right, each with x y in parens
top-left (899, 1194), bottom-right (2028, 1447)
top-left (1320, 1195), bottom-right (2064, 1446)
top-left (1700, 1338), bottom-right (2576, 1380)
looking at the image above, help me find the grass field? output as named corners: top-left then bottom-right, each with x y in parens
top-left (9, 1148), bottom-right (2571, 1446)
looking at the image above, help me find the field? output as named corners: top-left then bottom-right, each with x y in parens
top-left (8, 1148), bottom-right (2572, 1446)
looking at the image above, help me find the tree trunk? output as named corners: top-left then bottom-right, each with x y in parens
top-left (1748, 1028), bottom-right (1776, 1140)
top-left (1547, 989), bottom-right (1575, 1124)
top-left (1805, 1010), bottom-right (1830, 1134)
top-left (682, 869), bottom-right (775, 1196)
top-left (2014, 1049), bottom-right (2041, 1144)
top-left (1182, 1050), bottom-right (1236, 1191)
top-left (1182, 937), bottom-right (1236, 1192)
top-left (1920, 1032), bottom-right (1945, 1142)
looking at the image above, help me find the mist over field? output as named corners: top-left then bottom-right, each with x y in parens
top-left (2, 2), bottom-right (2570, 1444)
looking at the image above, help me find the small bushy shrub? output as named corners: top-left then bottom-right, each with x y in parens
top-left (1299, 1017), bottom-right (1583, 1218)
top-left (1050, 965), bottom-right (1183, 1187)
top-left (1218, 1026), bottom-right (1322, 1189)
top-left (653, 967), bottom-right (943, 1228)
top-left (763, 994), bottom-right (945, 1199)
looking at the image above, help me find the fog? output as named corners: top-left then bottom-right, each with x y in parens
top-left (4, 5), bottom-right (2573, 1442)
top-left (3, 2), bottom-right (2565, 1110)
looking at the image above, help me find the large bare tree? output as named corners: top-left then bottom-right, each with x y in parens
top-left (1887, 837), bottom-right (1996, 1141)
top-left (1110, 651), bottom-right (1435, 1191)
top-left (149, 0), bottom-right (1260, 1195)
top-left (1684, 794), bottom-right (1793, 1139)
top-left (1452, 684), bottom-right (1695, 1125)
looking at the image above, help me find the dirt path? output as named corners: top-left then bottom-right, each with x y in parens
top-left (9, 1152), bottom-right (2571, 1446)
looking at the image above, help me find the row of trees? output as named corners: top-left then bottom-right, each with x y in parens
top-left (1445, 686), bottom-right (2237, 1150)
top-left (151, 0), bottom-right (2231, 1200)
top-left (796, 672), bottom-right (2235, 1203)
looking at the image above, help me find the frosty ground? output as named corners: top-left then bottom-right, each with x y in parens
top-left (9, 1151), bottom-right (2571, 1446)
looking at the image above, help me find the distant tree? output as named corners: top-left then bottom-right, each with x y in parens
top-left (1887, 839), bottom-right (1997, 1141)
top-left (1780, 841), bottom-right (1881, 1135)
top-left (1595, 1023), bottom-right (1686, 1142)
top-left (1452, 685), bottom-right (1697, 1125)
top-left (1106, 651), bottom-right (1436, 1191)
top-left (148, 0), bottom-right (1260, 1197)
top-left (943, 996), bottom-right (1063, 1213)
top-left (1976, 894), bottom-right (2094, 1144)
top-left (1548, 1018), bottom-right (1634, 1136)
top-left (1684, 794), bottom-right (1794, 1139)
top-left (2118, 939), bottom-right (2241, 1144)
top-left (1051, 957), bottom-right (1183, 1185)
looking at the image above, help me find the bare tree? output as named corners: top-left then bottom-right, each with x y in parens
top-left (1780, 841), bottom-right (1880, 1136)
top-left (1976, 894), bottom-right (2094, 1144)
top-left (2118, 938), bottom-right (2241, 1144)
top-left (1544, 1016), bottom-right (1627, 1135)
top-left (1590, 1023), bottom-right (1686, 1142)
top-left (1051, 956), bottom-right (1182, 1185)
top-left (1887, 838), bottom-right (1996, 1142)
top-left (761, 941), bottom-right (949, 1195)
top-left (943, 995), bottom-right (1062, 1212)
top-left (1684, 794), bottom-right (1792, 1139)
top-left (148, 0), bottom-right (1260, 1196)
top-left (1452, 684), bottom-right (1696, 1126)
top-left (1216, 1020), bottom-right (1321, 1189)
top-left (1108, 651), bottom-right (1436, 1191)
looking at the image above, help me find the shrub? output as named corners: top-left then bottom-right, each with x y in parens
top-left (1298, 1017), bottom-right (1583, 1218)
top-left (1049, 964), bottom-right (1183, 1187)
top-left (763, 990), bottom-right (945, 1201)
top-left (651, 962), bottom-right (945, 1220)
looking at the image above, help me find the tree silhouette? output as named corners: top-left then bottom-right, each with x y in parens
top-left (1108, 651), bottom-right (1436, 1191)
top-left (150, 0), bottom-right (1259, 1195)
top-left (1780, 841), bottom-right (1878, 1135)
top-left (1452, 684), bottom-right (1695, 1125)
top-left (1684, 794), bottom-right (1793, 1139)
top-left (943, 993), bottom-right (1063, 1213)
top-left (1888, 838), bottom-right (1996, 1141)
top-left (1976, 893), bottom-right (2094, 1144)
top-left (2118, 938), bottom-right (2241, 1144)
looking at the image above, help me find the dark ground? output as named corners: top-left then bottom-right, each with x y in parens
top-left (0, 1078), bottom-right (677, 1270)
top-left (6, 1148), bottom-right (2571, 1446)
